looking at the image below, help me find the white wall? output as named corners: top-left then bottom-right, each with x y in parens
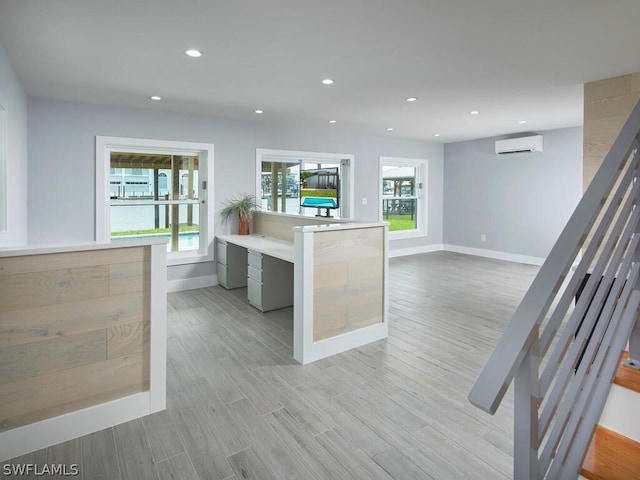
top-left (443, 127), bottom-right (583, 262)
top-left (26, 98), bottom-right (444, 282)
top-left (0, 44), bottom-right (28, 247)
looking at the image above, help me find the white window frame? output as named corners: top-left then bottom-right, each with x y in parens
top-left (0, 94), bottom-right (6, 235)
top-left (96, 136), bottom-right (214, 266)
top-left (255, 148), bottom-right (354, 219)
top-left (379, 156), bottom-right (428, 239)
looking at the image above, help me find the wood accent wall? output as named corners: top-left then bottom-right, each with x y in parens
top-left (0, 247), bottom-right (151, 433)
top-left (312, 227), bottom-right (384, 341)
top-left (253, 212), bottom-right (340, 242)
top-left (584, 72), bottom-right (640, 191)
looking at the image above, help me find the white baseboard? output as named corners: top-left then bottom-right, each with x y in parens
top-left (167, 274), bottom-right (217, 293)
top-left (296, 322), bottom-right (389, 365)
top-left (388, 243), bottom-right (444, 258)
top-left (443, 244), bottom-right (546, 266)
top-left (0, 392), bottom-right (155, 462)
top-left (388, 242), bottom-right (546, 265)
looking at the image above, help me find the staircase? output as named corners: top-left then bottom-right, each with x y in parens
top-left (468, 98), bottom-right (640, 480)
top-left (580, 352), bottom-right (640, 480)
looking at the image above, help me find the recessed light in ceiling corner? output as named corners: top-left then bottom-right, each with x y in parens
top-left (470, 110), bottom-right (479, 115)
top-left (149, 95), bottom-right (162, 101)
top-left (185, 49), bottom-right (202, 58)
top-left (386, 127), bottom-right (394, 132)
top-left (433, 133), bottom-right (441, 137)
top-left (328, 119), bottom-right (337, 124)
top-left (406, 97), bottom-right (418, 102)
top-left (254, 109), bottom-right (264, 114)
top-left (519, 120), bottom-right (527, 124)
top-left (321, 78), bottom-right (335, 85)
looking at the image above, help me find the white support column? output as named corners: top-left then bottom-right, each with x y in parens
top-left (514, 329), bottom-right (540, 480)
top-left (149, 242), bottom-right (168, 412)
top-left (293, 228), bottom-right (314, 364)
top-left (624, 312), bottom-right (640, 369)
top-left (627, 222), bottom-right (640, 369)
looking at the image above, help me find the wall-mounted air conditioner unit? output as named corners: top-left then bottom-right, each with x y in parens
top-left (495, 135), bottom-right (543, 155)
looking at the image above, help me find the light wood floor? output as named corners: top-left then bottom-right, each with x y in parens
top-left (2, 251), bottom-right (539, 479)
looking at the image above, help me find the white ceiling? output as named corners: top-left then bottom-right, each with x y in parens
top-left (1, 0), bottom-right (640, 143)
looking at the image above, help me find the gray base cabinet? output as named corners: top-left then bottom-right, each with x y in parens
top-left (216, 239), bottom-right (248, 289)
top-left (247, 249), bottom-right (294, 312)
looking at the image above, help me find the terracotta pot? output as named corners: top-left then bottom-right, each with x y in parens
top-left (238, 213), bottom-right (250, 235)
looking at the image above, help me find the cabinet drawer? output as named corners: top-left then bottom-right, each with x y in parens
top-left (216, 241), bottom-right (227, 265)
top-left (247, 250), bottom-right (263, 268)
top-left (217, 262), bottom-right (228, 287)
top-left (247, 277), bottom-right (262, 309)
top-left (247, 265), bottom-right (262, 282)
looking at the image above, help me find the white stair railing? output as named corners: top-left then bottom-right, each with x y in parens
top-left (469, 99), bottom-right (640, 480)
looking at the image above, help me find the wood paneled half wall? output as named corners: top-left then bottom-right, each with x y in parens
top-left (313, 226), bottom-right (384, 341)
top-left (0, 239), bottom-right (167, 461)
top-left (293, 222), bottom-right (388, 364)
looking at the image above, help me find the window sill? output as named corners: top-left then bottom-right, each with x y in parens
top-left (388, 229), bottom-right (428, 241)
top-left (167, 250), bottom-right (213, 266)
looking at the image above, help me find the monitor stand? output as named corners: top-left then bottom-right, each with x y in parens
top-left (315, 208), bottom-right (333, 218)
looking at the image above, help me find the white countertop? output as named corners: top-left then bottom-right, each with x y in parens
top-left (217, 234), bottom-right (295, 263)
top-left (217, 222), bottom-right (388, 264)
top-left (293, 221), bottom-right (388, 232)
top-left (0, 238), bottom-right (168, 257)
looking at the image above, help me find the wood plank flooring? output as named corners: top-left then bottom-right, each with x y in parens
top-left (2, 251), bottom-right (540, 479)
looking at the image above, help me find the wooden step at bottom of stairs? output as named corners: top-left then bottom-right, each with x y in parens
top-left (614, 351), bottom-right (640, 392)
top-left (581, 425), bottom-right (640, 480)
top-left (581, 352), bottom-right (640, 480)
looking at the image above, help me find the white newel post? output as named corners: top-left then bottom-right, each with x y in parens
top-left (514, 328), bottom-right (540, 480)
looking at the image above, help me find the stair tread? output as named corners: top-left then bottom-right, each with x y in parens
top-left (614, 351), bottom-right (640, 393)
top-left (581, 425), bottom-right (640, 480)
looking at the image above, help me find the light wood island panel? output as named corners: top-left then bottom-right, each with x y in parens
top-left (294, 221), bottom-right (388, 364)
top-left (312, 226), bottom-right (384, 341)
top-left (0, 244), bottom-right (157, 436)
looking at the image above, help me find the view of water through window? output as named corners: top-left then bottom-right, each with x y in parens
top-left (111, 204), bottom-right (200, 252)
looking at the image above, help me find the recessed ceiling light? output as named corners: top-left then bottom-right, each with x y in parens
top-left (470, 110), bottom-right (479, 115)
top-left (328, 120), bottom-right (337, 124)
top-left (433, 133), bottom-right (441, 137)
top-left (149, 96), bottom-right (162, 101)
top-left (254, 109), bottom-right (264, 114)
top-left (519, 120), bottom-right (527, 124)
top-left (406, 97), bottom-right (418, 102)
top-left (321, 78), bottom-right (335, 85)
top-left (386, 127), bottom-right (394, 131)
top-left (185, 49), bottom-right (202, 58)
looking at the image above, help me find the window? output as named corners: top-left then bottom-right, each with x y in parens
top-left (379, 156), bottom-right (427, 238)
top-left (256, 149), bottom-right (353, 219)
top-left (158, 172), bottom-right (168, 192)
top-left (96, 137), bottom-right (214, 265)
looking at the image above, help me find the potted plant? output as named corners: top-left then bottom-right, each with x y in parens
top-left (220, 194), bottom-right (259, 235)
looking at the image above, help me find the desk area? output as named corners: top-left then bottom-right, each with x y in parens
top-left (216, 212), bottom-right (389, 364)
top-left (216, 234), bottom-right (294, 312)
